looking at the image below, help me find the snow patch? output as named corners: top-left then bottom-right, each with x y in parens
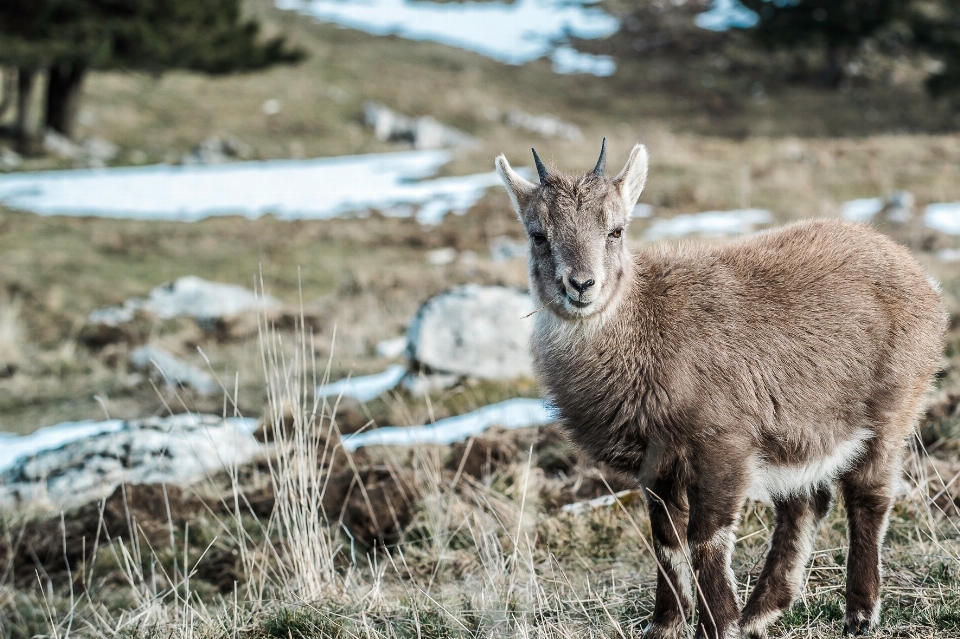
top-left (926, 202), bottom-right (960, 235)
top-left (695, 0), bottom-right (759, 31)
top-left (842, 198), bottom-right (884, 222)
top-left (277, 0), bottom-right (619, 76)
top-left (550, 46), bottom-right (616, 77)
top-left (644, 209), bottom-right (772, 240)
top-left (0, 151), bottom-right (500, 224)
top-left (0, 420), bottom-right (126, 474)
top-left (342, 398), bottom-right (553, 451)
top-left (316, 364), bottom-right (407, 403)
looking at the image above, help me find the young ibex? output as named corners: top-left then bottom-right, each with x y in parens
top-left (496, 141), bottom-right (946, 639)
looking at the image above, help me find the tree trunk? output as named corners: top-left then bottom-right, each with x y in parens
top-left (45, 63), bottom-right (87, 138)
top-left (0, 68), bottom-right (14, 119)
top-left (16, 67), bottom-right (37, 153)
top-left (821, 44), bottom-right (846, 88)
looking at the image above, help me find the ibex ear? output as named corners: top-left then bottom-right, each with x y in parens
top-left (496, 154), bottom-right (537, 219)
top-left (613, 144), bottom-right (648, 211)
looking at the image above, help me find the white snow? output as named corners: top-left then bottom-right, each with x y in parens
top-left (316, 364), bottom-right (407, 403)
top-left (0, 420), bottom-right (126, 474)
top-left (561, 489), bottom-right (640, 515)
top-left (342, 398), bottom-right (554, 451)
top-left (0, 150), bottom-right (500, 224)
top-left (0, 415), bottom-right (258, 475)
top-left (842, 198), bottom-right (884, 222)
top-left (375, 336), bottom-right (409, 359)
top-left (644, 209), bottom-right (772, 241)
top-left (937, 248), bottom-right (960, 262)
top-left (276, 0), bottom-right (619, 76)
top-left (550, 46), bottom-right (615, 77)
top-left (925, 202), bottom-right (960, 235)
top-left (0, 414), bottom-right (259, 473)
top-left (695, 0), bottom-right (759, 31)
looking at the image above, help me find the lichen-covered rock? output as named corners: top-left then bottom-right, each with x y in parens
top-left (406, 285), bottom-right (535, 380)
top-left (0, 414), bottom-right (261, 510)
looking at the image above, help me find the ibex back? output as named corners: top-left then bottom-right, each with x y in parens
top-left (496, 141), bottom-right (946, 639)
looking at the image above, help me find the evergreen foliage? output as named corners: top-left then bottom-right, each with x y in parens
top-left (0, 0), bottom-right (304, 138)
top-left (739, 0), bottom-right (903, 86)
top-left (911, 0), bottom-right (960, 96)
top-left (0, 0), bottom-right (303, 73)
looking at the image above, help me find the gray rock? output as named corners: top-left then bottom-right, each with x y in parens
top-left (84, 275), bottom-right (280, 344)
top-left (0, 414), bottom-right (261, 510)
top-left (401, 372), bottom-right (459, 396)
top-left (143, 275), bottom-right (277, 321)
top-left (129, 345), bottom-right (218, 395)
top-left (503, 109), bottom-right (583, 141)
top-left (407, 285), bottom-right (535, 380)
top-left (0, 146), bottom-right (22, 171)
top-left (363, 102), bottom-right (474, 149)
top-left (43, 129), bottom-right (82, 160)
top-left (882, 190), bottom-right (915, 225)
top-left (87, 304), bottom-right (137, 327)
top-left (181, 135), bottom-right (253, 165)
top-left (81, 136), bottom-right (119, 167)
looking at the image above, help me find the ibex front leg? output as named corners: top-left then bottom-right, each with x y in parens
top-left (643, 475), bottom-right (693, 639)
top-left (687, 468), bottom-right (746, 639)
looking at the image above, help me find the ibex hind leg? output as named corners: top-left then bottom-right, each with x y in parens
top-left (841, 384), bottom-right (927, 635)
top-left (839, 452), bottom-right (900, 636)
top-left (739, 484), bottom-right (833, 639)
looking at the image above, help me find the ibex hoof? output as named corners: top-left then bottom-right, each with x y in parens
top-left (843, 612), bottom-right (876, 635)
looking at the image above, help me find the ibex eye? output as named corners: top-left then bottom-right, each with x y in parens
top-left (609, 228), bottom-right (623, 239)
top-left (531, 233), bottom-right (547, 245)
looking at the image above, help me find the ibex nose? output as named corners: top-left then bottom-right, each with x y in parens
top-left (569, 277), bottom-right (595, 294)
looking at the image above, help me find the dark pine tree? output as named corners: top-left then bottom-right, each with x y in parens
top-left (911, 0), bottom-right (960, 97)
top-left (739, 0), bottom-right (903, 87)
top-left (0, 0), bottom-right (304, 142)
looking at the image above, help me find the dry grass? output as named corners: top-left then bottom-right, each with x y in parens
top-left (1, 310), bottom-right (957, 639)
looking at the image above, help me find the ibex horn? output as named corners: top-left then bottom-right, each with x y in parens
top-left (592, 137), bottom-right (607, 176)
top-left (531, 147), bottom-right (549, 183)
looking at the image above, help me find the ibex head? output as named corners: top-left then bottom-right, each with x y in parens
top-left (495, 140), bottom-right (649, 319)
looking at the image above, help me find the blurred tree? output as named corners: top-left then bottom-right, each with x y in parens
top-left (911, 0), bottom-right (960, 97)
top-left (0, 0), bottom-right (304, 146)
top-left (739, 0), bottom-right (903, 87)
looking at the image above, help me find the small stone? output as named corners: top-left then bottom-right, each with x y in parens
top-left (363, 101), bottom-right (473, 149)
top-left (426, 247), bottom-right (457, 265)
top-left (43, 129), bottom-right (82, 160)
top-left (0, 146), bottom-right (22, 171)
top-left (129, 344), bottom-right (218, 395)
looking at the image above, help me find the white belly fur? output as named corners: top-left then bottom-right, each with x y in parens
top-left (747, 429), bottom-right (873, 503)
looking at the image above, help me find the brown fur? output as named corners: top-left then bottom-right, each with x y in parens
top-left (496, 143), bottom-right (947, 639)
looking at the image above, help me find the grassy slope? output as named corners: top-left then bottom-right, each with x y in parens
top-left (0, 1), bottom-right (958, 637)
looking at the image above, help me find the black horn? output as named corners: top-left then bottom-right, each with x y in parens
top-left (592, 137), bottom-right (607, 176)
top-left (531, 147), bottom-right (549, 183)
